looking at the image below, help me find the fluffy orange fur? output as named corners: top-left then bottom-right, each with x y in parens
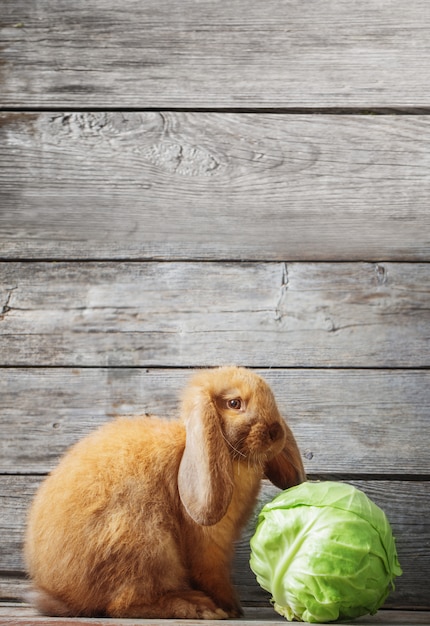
top-left (25, 366), bottom-right (305, 619)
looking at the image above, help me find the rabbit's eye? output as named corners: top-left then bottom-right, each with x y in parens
top-left (227, 398), bottom-right (242, 410)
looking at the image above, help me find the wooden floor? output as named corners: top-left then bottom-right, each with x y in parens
top-left (1, 605), bottom-right (430, 626)
top-left (1, 0), bottom-right (430, 624)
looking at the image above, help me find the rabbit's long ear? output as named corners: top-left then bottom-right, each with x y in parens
top-left (265, 423), bottom-right (306, 489)
top-left (178, 390), bottom-right (234, 526)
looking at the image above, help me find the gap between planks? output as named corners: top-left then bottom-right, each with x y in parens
top-left (0, 259), bottom-right (429, 265)
top-left (2, 107), bottom-right (430, 115)
top-left (2, 473), bottom-right (430, 481)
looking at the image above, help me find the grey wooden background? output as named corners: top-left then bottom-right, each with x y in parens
top-left (1, 0), bottom-right (430, 615)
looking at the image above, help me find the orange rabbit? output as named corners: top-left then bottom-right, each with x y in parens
top-left (25, 366), bottom-right (305, 618)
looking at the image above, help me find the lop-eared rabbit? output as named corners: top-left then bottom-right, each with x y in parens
top-left (25, 366), bottom-right (305, 618)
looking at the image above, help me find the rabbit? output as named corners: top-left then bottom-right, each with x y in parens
top-left (24, 366), bottom-right (306, 619)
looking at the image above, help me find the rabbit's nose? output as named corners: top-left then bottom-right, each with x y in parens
top-left (268, 422), bottom-right (283, 442)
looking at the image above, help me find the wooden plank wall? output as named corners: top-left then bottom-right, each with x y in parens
top-left (1, 0), bottom-right (430, 615)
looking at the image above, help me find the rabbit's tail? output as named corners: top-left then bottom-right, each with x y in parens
top-left (25, 586), bottom-right (76, 617)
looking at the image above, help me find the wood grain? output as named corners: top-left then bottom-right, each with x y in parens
top-left (1, 367), bottom-right (429, 476)
top-left (1, 1), bottom-right (430, 108)
top-left (0, 477), bottom-right (427, 608)
top-left (1, 113), bottom-right (430, 261)
top-left (1, 261), bottom-right (429, 367)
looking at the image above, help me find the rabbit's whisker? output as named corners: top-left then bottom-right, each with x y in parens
top-left (220, 431), bottom-right (246, 458)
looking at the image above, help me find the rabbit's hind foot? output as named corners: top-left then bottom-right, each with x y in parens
top-left (107, 588), bottom-right (229, 619)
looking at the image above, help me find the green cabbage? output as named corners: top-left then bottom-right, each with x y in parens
top-left (250, 482), bottom-right (402, 623)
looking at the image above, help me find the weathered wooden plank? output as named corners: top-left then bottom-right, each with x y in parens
top-left (0, 602), bottom-right (302, 625)
top-left (0, 603), bottom-right (430, 626)
top-left (1, 262), bottom-right (429, 367)
top-left (1, 113), bottom-right (430, 261)
top-left (1, 368), bottom-right (429, 475)
top-left (0, 476), bottom-right (40, 575)
top-left (1, 605), bottom-right (429, 626)
top-left (1, 1), bottom-right (430, 108)
top-left (1, 478), bottom-right (428, 608)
